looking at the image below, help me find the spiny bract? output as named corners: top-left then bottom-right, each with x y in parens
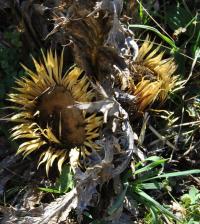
top-left (127, 36), bottom-right (178, 111)
top-left (8, 50), bottom-right (103, 174)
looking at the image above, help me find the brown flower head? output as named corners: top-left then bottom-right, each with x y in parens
top-left (8, 50), bottom-right (103, 174)
top-left (127, 36), bottom-right (178, 111)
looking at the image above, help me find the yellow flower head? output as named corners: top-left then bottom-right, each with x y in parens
top-left (8, 50), bottom-right (103, 174)
top-left (128, 36), bottom-right (178, 111)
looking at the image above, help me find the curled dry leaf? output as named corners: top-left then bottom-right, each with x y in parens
top-left (48, 0), bottom-right (137, 84)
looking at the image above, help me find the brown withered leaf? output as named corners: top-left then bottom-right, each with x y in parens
top-left (20, 0), bottom-right (48, 48)
top-left (48, 0), bottom-right (128, 83)
top-left (0, 189), bottom-right (77, 224)
top-left (21, 188), bottom-right (44, 211)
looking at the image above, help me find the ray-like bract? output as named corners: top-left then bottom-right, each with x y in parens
top-left (8, 50), bottom-right (102, 174)
top-left (128, 36), bottom-right (178, 111)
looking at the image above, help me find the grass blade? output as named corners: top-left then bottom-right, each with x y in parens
top-left (136, 190), bottom-right (180, 221)
top-left (129, 24), bottom-right (178, 50)
top-left (107, 183), bottom-right (129, 215)
top-left (145, 169), bottom-right (200, 181)
top-left (134, 159), bottom-right (167, 175)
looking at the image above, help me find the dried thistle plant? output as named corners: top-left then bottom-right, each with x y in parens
top-left (48, 0), bottom-right (127, 84)
top-left (121, 36), bottom-right (178, 112)
top-left (8, 50), bottom-right (103, 174)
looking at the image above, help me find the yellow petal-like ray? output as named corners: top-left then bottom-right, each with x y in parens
top-left (128, 36), bottom-right (178, 111)
top-left (57, 151), bottom-right (67, 174)
top-left (8, 49), bottom-right (103, 174)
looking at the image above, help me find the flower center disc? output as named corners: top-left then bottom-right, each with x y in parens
top-left (132, 63), bottom-right (156, 82)
top-left (35, 86), bottom-right (86, 148)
